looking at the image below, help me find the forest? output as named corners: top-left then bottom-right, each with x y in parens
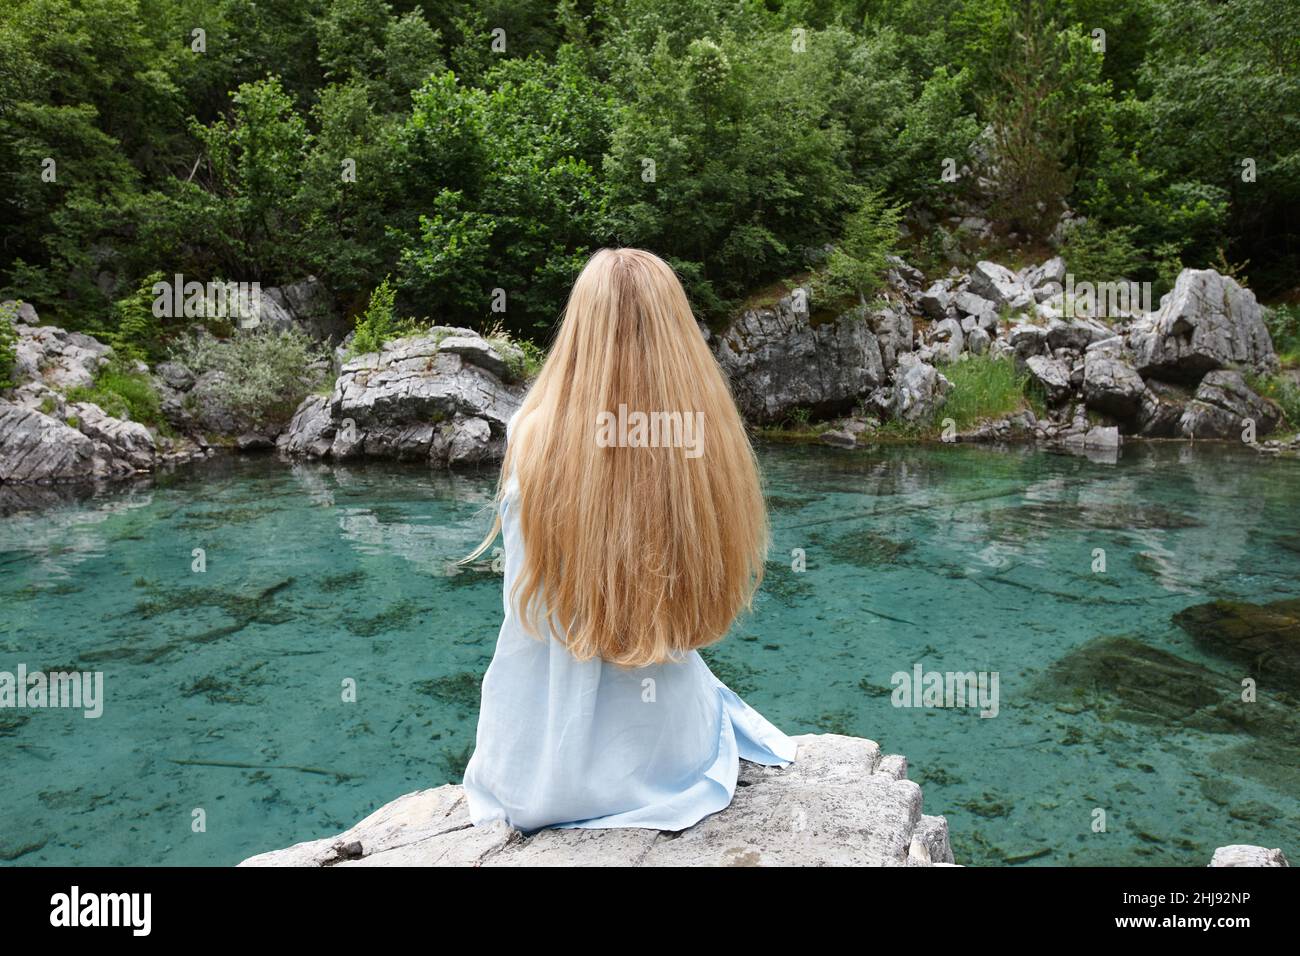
top-left (1, 0), bottom-right (1297, 361)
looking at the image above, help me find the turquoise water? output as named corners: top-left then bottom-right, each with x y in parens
top-left (1, 442), bottom-right (1297, 866)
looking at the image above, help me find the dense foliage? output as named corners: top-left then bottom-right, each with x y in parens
top-left (1, 0), bottom-right (1296, 348)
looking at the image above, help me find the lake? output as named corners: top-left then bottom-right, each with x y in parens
top-left (1, 441), bottom-right (1297, 866)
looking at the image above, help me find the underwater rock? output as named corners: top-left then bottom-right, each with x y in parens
top-left (238, 734), bottom-right (956, 867)
top-left (1173, 597), bottom-right (1300, 693)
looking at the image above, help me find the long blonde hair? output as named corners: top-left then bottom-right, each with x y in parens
top-left (464, 248), bottom-right (767, 667)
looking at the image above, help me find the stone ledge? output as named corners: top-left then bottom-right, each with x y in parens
top-left (238, 733), bottom-right (956, 867)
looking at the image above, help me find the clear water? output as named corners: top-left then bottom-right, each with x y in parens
top-left (1, 442), bottom-right (1296, 867)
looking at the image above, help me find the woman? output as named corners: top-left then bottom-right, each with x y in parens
top-left (461, 248), bottom-right (796, 833)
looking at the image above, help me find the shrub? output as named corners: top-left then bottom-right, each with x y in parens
top-left (1264, 305), bottom-right (1300, 368)
top-left (1247, 372), bottom-right (1300, 429)
top-left (0, 301), bottom-right (19, 390)
top-left (348, 277), bottom-right (424, 357)
top-left (810, 189), bottom-right (904, 305)
top-left (171, 327), bottom-right (328, 429)
top-left (65, 357), bottom-right (162, 426)
top-left (1060, 220), bottom-right (1146, 284)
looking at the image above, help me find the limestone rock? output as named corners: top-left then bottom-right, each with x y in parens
top-left (1132, 269), bottom-right (1277, 382)
top-left (1178, 370), bottom-right (1280, 439)
top-left (1208, 845), bottom-right (1290, 867)
top-left (238, 734), bottom-right (955, 868)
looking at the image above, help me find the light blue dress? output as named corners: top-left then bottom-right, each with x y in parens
top-left (463, 451), bottom-right (797, 834)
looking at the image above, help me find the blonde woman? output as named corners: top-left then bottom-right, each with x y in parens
top-left (461, 248), bottom-right (796, 833)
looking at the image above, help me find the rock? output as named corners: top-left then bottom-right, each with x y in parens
top-left (1135, 381), bottom-right (1189, 438)
top-left (715, 292), bottom-right (885, 422)
top-left (1082, 340), bottom-right (1145, 420)
top-left (1, 299), bottom-right (40, 325)
top-left (1174, 597), bottom-right (1300, 694)
top-left (1020, 256), bottom-right (1066, 291)
top-left (953, 290), bottom-right (994, 318)
top-left (277, 394), bottom-right (335, 457)
top-left (11, 322), bottom-right (111, 391)
top-left (65, 402), bottom-right (156, 472)
top-left (1026, 355), bottom-right (1072, 404)
top-left (1179, 370), bottom-right (1280, 439)
top-left (238, 734), bottom-right (954, 867)
top-left (1132, 269), bottom-right (1277, 382)
top-left (931, 318), bottom-right (964, 364)
top-left (868, 305), bottom-right (913, 371)
top-left (1063, 425), bottom-right (1121, 451)
top-left (189, 370), bottom-right (242, 434)
top-left (252, 276), bottom-right (348, 343)
top-left (919, 283), bottom-right (950, 319)
top-left (281, 330), bottom-right (525, 467)
top-left (154, 361), bottom-right (194, 391)
top-left (1209, 845), bottom-right (1290, 868)
top-left (893, 355), bottom-right (951, 425)
top-left (436, 335), bottom-right (522, 383)
top-left (236, 432), bottom-right (275, 452)
top-left (0, 401), bottom-right (98, 482)
top-left (1046, 317), bottom-right (1111, 352)
top-left (967, 261), bottom-right (1032, 310)
top-left (1008, 323), bottom-right (1048, 359)
top-left (966, 326), bottom-right (991, 356)
top-left (820, 428), bottom-right (856, 448)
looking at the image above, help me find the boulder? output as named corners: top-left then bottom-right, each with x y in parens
top-left (11, 322), bottom-right (110, 390)
top-left (868, 305), bottom-right (913, 371)
top-left (931, 318), bottom-right (964, 364)
top-left (953, 290), bottom-right (994, 318)
top-left (1135, 381), bottom-right (1189, 438)
top-left (251, 276), bottom-right (348, 343)
top-left (714, 291), bottom-right (885, 422)
top-left (1179, 370), bottom-right (1280, 439)
top-left (1209, 846), bottom-right (1290, 868)
top-left (1026, 355), bottom-right (1072, 404)
top-left (919, 283), bottom-right (950, 320)
top-left (1132, 269), bottom-right (1277, 382)
top-left (1046, 316), bottom-right (1111, 352)
top-left (0, 401), bottom-right (98, 482)
top-left (893, 354), bottom-right (951, 424)
top-left (967, 261), bottom-right (1032, 311)
top-left (281, 329), bottom-right (525, 467)
top-left (1008, 323), bottom-right (1048, 359)
top-left (1082, 339), bottom-right (1145, 420)
top-left (966, 326), bottom-right (991, 356)
top-left (65, 401), bottom-right (156, 472)
top-left (238, 734), bottom-right (955, 868)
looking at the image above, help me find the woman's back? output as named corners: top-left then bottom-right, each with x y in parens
top-left (461, 248), bottom-right (796, 833)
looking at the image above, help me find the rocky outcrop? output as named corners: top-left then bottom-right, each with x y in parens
top-left (1179, 369), bottom-right (1282, 439)
top-left (278, 328), bottom-right (526, 467)
top-left (252, 276), bottom-right (347, 343)
top-left (1131, 269), bottom-right (1277, 382)
top-left (714, 291), bottom-right (886, 422)
top-left (0, 401), bottom-right (98, 481)
top-left (1209, 845), bottom-right (1290, 867)
top-left (238, 734), bottom-right (955, 868)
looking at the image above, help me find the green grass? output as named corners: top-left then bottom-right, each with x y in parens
top-left (1247, 372), bottom-right (1300, 429)
top-left (936, 354), bottom-right (1034, 431)
top-left (65, 360), bottom-right (163, 427)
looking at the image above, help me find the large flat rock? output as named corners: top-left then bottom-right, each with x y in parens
top-left (239, 734), bottom-right (955, 867)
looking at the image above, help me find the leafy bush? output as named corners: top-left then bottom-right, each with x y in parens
top-left (1247, 373), bottom-right (1300, 430)
top-left (1060, 220), bottom-right (1146, 284)
top-left (0, 301), bottom-right (19, 390)
top-left (348, 276), bottom-right (424, 357)
top-left (1264, 305), bottom-right (1300, 368)
top-left (810, 189), bottom-right (904, 305)
top-left (170, 328), bottom-right (328, 429)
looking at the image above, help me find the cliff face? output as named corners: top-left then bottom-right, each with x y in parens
top-left (239, 734), bottom-right (957, 867)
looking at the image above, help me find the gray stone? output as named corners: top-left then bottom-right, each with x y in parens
top-left (966, 326), bottom-right (991, 356)
top-left (1135, 381), bottom-right (1189, 438)
top-left (1133, 269), bottom-right (1277, 381)
top-left (715, 292), bottom-right (886, 422)
top-left (251, 276), bottom-right (347, 342)
top-left (968, 261), bottom-right (1032, 310)
top-left (1082, 342), bottom-right (1145, 420)
top-left (1008, 323), bottom-right (1048, 359)
top-left (931, 318), bottom-right (964, 364)
top-left (820, 428), bottom-right (856, 448)
top-left (954, 290), bottom-right (994, 318)
top-left (66, 402), bottom-right (156, 472)
top-left (1026, 355), bottom-right (1072, 404)
top-left (1179, 369), bottom-right (1281, 439)
top-left (154, 361), bottom-right (194, 391)
top-left (868, 305), bottom-right (913, 371)
top-left (238, 734), bottom-right (954, 868)
top-left (1208, 845), bottom-right (1290, 867)
top-left (919, 283), bottom-right (950, 319)
top-left (1046, 316), bottom-right (1112, 352)
top-left (893, 355), bottom-right (952, 424)
top-left (0, 401), bottom-right (98, 482)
